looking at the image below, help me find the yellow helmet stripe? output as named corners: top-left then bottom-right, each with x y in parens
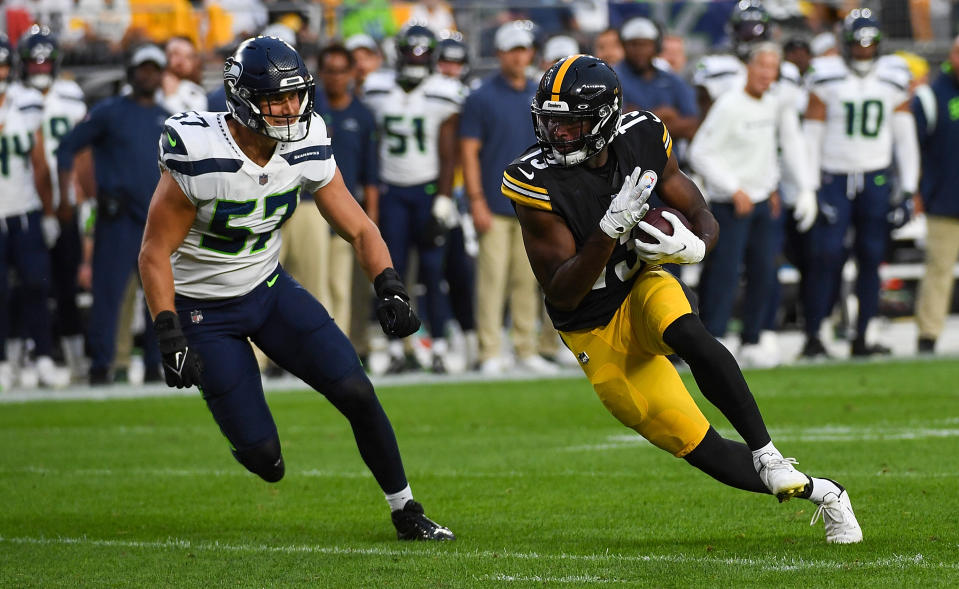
top-left (551, 54), bottom-right (586, 102)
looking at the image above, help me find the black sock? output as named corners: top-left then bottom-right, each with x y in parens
top-left (684, 427), bottom-right (769, 494)
top-left (323, 370), bottom-right (408, 494)
top-left (664, 314), bottom-right (771, 449)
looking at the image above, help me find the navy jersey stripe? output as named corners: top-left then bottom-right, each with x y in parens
top-left (166, 157), bottom-right (243, 176)
top-left (280, 145), bottom-right (332, 165)
top-left (424, 93), bottom-right (460, 106)
top-left (811, 74), bottom-right (847, 85)
top-left (878, 77), bottom-right (907, 92)
top-left (19, 103), bottom-right (43, 111)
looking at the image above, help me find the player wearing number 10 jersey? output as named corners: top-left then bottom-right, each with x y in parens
top-left (139, 36), bottom-right (454, 541)
top-left (506, 55), bottom-right (862, 543)
top-left (801, 9), bottom-right (920, 359)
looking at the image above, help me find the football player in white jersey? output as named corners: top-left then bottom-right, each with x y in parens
top-left (19, 25), bottom-right (88, 381)
top-left (0, 33), bottom-right (68, 390)
top-left (362, 24), bottom-right (466, 373)
top-left (801, 9), bottom-right (920, 358)
top-left (138, 37), bottom-right (454, 541)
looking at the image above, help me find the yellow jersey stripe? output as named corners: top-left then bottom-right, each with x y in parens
top-left (502, 186), bottom-right (553, 211)
top-left (551, 54), bottom-right (585, 102)
top-left (662, 125), bottom-right (673, 159)
top-left (503, 171), bottom-right (548, 194)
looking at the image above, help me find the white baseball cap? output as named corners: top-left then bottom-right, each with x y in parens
top-left (130, 44), bottom-right (167, 68)
top-left (495, 21), bottom-right (535, 52)
top-left (345, 33), bottom-right (379, 53)
top-left (620, 17), bottom-right (659, 42)
top-left (543, 35), bottom-right (580, 63)
top-left (810, 32), bottom-right (836, 56)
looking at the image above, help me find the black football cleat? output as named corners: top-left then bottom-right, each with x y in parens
top-left (851, 338), bottom-right (891, 357)
top-left (391, 500), bottom-right (455, 541)
top-left (799, 336), bottom-right (831, 360)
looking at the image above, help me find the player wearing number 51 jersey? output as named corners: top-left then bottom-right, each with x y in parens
top-left (140, 36), bottom-right (454, 541)
top-left (506, 55), bottom-right (862, 544)
top-left (362, 24), bottom-right (467, 373)
top-left (801, 8), bottom-right (920, 359)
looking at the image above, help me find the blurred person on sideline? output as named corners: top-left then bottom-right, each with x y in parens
top-left (459, 21), bottom-right (558, 375)
top-left (592, 27), bottom-right (623, 68)
top-left (56, 44), bottom-right (170, 384)
top-left (161, 36), bottom-right (207, 114)
top-left (913, 35), bottom-right (959, 354)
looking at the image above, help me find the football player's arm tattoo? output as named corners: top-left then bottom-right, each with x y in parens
top-left (139, 171), bottom-right (197, 318)
top-left (656, 150), bottom-right (719, 252)
top-left (314, 167), bottom-right (394, 281)
top-left (515, 205), bottom-right (616, 312)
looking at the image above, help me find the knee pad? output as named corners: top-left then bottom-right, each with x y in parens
top-left (323, 370), bottom-right (378, 417)
top-left (232, 436), bottom-right (285, 483)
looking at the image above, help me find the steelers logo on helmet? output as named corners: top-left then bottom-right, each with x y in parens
top-left (223, 35), bottom-right (315, 142)
top-left (396, 24), bottom-right (437, 89)
top-left (18, 25), bottom-right (60, 91)
top-left (842, 8), bottom-right (882, 75)
top-left (531, 55), bottom-right (622, 167)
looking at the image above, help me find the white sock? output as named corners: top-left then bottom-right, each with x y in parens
top-left (751, 441), bottom-right (781, 471)
top-left (806, 477), bottom-right (842, 504)
top-left (388, 340), bottom-right (405, 358)
top-left (432, 338), bottom-right (448, 356)
top-left (385, 484), bottom-right (413, 512)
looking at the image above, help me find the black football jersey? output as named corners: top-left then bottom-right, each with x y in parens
top-left (502, 110), bottom-right (673, 331)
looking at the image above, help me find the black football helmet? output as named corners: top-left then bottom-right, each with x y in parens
top-left (224, 36), bottom-right (315, 142)
top-left (842, 8), bottom-right (881, 73)
top-left (531, 55), bottom-right (622, 167)
top-left (18, 25), bottom-right (60, 91)
top-left (728, 0), bottom-right (771, 61)
top-left (395, 24), bottom-right (436, 89)
top-left (0, 34), bottom-right (13, 94)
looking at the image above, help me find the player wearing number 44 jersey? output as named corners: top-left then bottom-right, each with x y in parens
top-left (505, 54), bottom-right (861, 543)
top-left (801, 8), bottom-right (920, 359)
top-left (138, 36), bottom-right (454, 541)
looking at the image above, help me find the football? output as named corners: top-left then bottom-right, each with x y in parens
top-left (636, 207), bottom-right (692, 243)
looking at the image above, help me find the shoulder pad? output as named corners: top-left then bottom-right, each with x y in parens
top-left (363, 70), bottom-right (395, 95)
top-left (808, 55), bottom-right (847, 84)
top-left (160, 112), bottom-right (242, 177)
top-left (423, 74), bottom-right (467, 105)
top-left (618, 110), bottom-right (672, 159)
top-left (501, 147), bottom-right (552, 211)
top-left (779, 61), bottom-right (802, 85)
top-left (875, 54), bottom-right (912, 91)
top-left (279, 113), bottom-right (334, 183)
top-left (52, 79), bottom-right (85, 101)
top-left (693, 54), bottom-right (742, 85)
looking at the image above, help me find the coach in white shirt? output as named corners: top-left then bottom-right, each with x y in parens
top-left (688, 42), bottom-right (817, 366)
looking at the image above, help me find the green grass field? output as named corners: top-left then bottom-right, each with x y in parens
top-left (2, 360), bottom-right (958, 587)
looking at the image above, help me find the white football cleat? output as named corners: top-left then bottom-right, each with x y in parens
top-left (756, 453), bottom-right (809, 502)
top-left (811, 487), bottom-right (863, 544)
top-left (516, 354), bottom-right (559, 375)
top-left (36, 356), bottom-right (70, 389)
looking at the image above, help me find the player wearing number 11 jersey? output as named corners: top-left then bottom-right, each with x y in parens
top-left (139, 36), bottom-right (454, 541)
top-left (506, 55), bottom-right (861, 543)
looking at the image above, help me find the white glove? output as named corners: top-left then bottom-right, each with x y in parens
top-left (793, 189), bottom-right (818, 233)
top-left (41, 215), bottom-right (61, 249)
top-left (634, 211), bottom-right (706, 264)
top-left (599, 167), bottom-right (657, 239)
top-left (431, 194), bottom-right (458, 230)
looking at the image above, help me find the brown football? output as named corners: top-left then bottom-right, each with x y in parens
top-left (636, 207), bottom-right (692, 243)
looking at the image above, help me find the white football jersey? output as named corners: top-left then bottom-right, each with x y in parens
top-left (692, 53), bottom-right (805, 113)
top-left (0, 84), bottom-right (45, 218)
top-left (159, 111), bottom-right (336, 299)
top-left (362, 71), bottom-right (465, 186)
top-left (161, 79), bottom-right (208, 116)
top-left (807, 54), bottom-right (911, 173)
top-left (42, 79), bottom-right (87, 207)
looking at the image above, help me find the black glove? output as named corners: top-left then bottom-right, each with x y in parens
top-left (374, 268), bottom-right (421, 338)
top-left (888, 193), bottom-right (914, 230)
top-left (154, 310), bottom-right (204, 389)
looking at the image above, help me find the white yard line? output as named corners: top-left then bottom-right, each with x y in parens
top-left (0, 535), bottom-right (955, 574)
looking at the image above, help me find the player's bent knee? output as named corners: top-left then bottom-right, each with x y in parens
top-left (323, 370), bottom-right (378, 416)
top-left (662, 313), bottom-right (713, 359)
top-left (232, 436), bottom-right (285, 483)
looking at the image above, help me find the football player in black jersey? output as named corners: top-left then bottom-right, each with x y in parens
top-left (502, 55), bottom-right (862, 544)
